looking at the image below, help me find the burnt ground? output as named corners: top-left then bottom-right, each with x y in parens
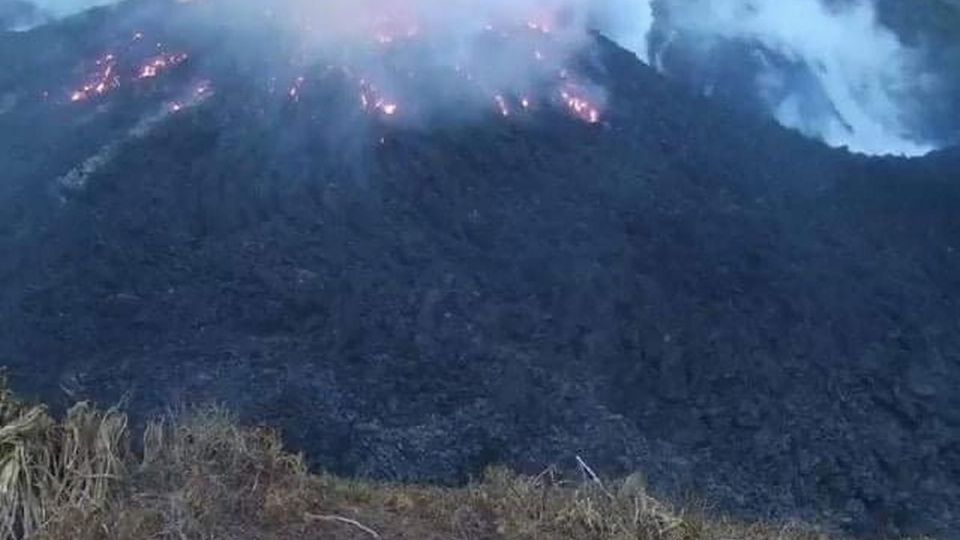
top-left (1, 6), bottom-right (960, 538)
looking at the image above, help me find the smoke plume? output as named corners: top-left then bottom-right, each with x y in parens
top-left (16, 0), bottom-right (115, 20)
top-left (12, 0), bottom-right (947, 156)
top-left (639, 0), bottom-right (939, 156)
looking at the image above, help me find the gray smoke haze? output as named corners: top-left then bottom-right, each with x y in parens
top-left (178, 0), bottom-right (622, 125)
top-left (27, 0), bottom-right (114, 15)
top-left (637, 0), bottom-right (939, 156)
top-left (2, 0), bottom-right (113, 27)
top-left (9, 0), bottom-right (945, 156)
top-left (8, 0), bottom-right (652, 119)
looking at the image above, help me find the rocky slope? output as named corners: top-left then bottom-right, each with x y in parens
top-left (1, 3), bottom-right (959, 538)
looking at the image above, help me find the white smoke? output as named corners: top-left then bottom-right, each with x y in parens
top-left (16, 0), bottom-right (941, 156)
top-left (635, 0), bottom-right (937, 156)
top-left (19, 0), bottom-right (116, 18)
top-left (2, 0), bottom-right (119, 31)
top-left (16, 0), bottom-right (632, 123)
top-left (169, 0), bottom-right (639, 125)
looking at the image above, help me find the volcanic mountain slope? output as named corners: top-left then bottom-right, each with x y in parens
top-left (2, 3), bottom-right (960, 538)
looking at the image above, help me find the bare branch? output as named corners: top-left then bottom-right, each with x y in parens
top-left (305, 513), bottom-right (382, 539)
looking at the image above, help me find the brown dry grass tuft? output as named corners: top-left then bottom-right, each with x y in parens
top-left (1, 376), bottom-right (126, 539)
top-left (0, 378), bottom-right (927, 540)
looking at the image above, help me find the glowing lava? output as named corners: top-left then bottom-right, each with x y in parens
top-left (70, 54), bottom-right (119, 102)
top-left (62, 8), bottom-right (606, 127)
top-left (169, 80), bottom-right (214, 113)
top-left (138, 53), bottom-right (189, 79)
top-left (494, 94), bottom-right (510, 117)
top-left (69, 33), bottom-right (190, 104)
top-left (288, 76), bottom-right (305, 101)
top-left (559, 85), bottom-right (601, 124)
top-left (359, 79), bottom-right (399, 117)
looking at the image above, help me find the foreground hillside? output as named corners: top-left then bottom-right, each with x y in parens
top-left (0, 383), bottom-right (874, 540)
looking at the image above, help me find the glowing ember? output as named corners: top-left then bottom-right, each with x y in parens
top-left (195, 81), bottom-right (212, 96)
top-left (372, 22), bottom-right (420, 46)
top-left (525, 21), bottom-right (551, 34)
top-left (60, 9), bottom-right (607, 128)
top-left (70, 53), bottom-right (119, 102)
top-left (288, 76), bottom-right (305, 101)
top-left (559, 86), bottom-right (601, 124)
top-left (70, 42), bottom-right (190, 104)
top-left (494, 94), bottom-right (510, 117)
top-left (169, 80), bottom-right (214, 113)
top-left (359, 79), bottom-right (399, 118)
top-left (137, 53), bottom-right (189, 79)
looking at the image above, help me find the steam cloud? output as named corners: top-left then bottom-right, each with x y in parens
top-left (635, 0), bottom-right (938, 156)
top-left (12, 0), bottom-right (945, 156)
top-left (187, 0), bottom-right (622, 125)
top-left (14, 0), bottom-right (637, 125)
top-left (29, 0), bottom-right (115, 15)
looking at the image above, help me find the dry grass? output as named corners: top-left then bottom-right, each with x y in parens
top-left (0, 378), bottom-right (921, 540)
top-left (1, 376), bottom-right (126, 539)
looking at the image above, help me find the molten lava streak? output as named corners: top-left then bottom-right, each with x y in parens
top-left (69, 35), bottom-right (190, 104)
top-left (559, 85), bottom-right (601, 124)
top-left (70, 54), bottom-right (119, 102)
top-left (138, 53), bottom-right (189, 79)
top-left (63, 6), bottom-right (606, 127)
top-left (359, 79), bottom-right (399, 117)
top-left (169, 80), bottom-right (214, 113)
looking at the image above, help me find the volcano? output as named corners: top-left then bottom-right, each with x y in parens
top-left (1, 1), bottom-right (959, 537)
